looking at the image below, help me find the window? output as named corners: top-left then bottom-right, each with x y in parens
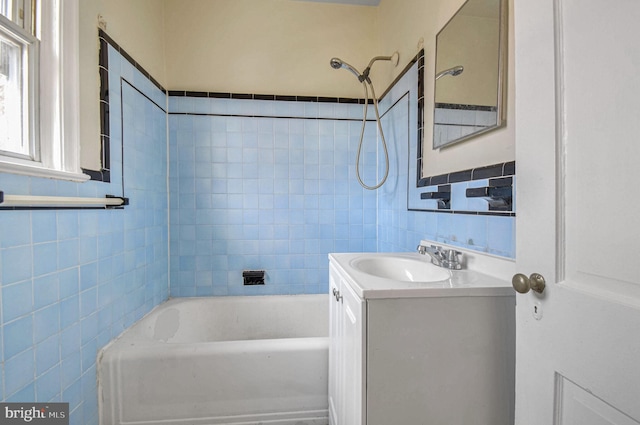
top-left (0, 0), bottom-right (86, 181)
top-left (0, 0), bottom-right (36, 160)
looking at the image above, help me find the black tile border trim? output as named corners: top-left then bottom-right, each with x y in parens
top-left (434, 103), bottom-right (497, 112)
top-left (84, 33), bottom-right (112, 182)
top-left (416, 49), bottom-right (426, 188)
top-left (407, 209), bottom-right (516, 217)
top-left (167, 112), bottom-right (371, 122)
top-left (82, 167), bottom-right (110, 182)
top-left (168, 90), bottom-right (373, 105)
top-left (417, 161), bottom-right (515, 188)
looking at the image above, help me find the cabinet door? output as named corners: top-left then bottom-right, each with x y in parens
top-left (366, 297), bottom-right (515, 425)
top-left (328, 267), bottom-right (342, 425)
top-left (340, 278), bottom-right (365, 425)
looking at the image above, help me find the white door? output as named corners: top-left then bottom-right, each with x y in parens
top-left (514, 0), bottom-right (640, 424)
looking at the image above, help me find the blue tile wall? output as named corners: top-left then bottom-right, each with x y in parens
top-left (168, 61), bottom-right (514, 299)
top-left (169, 101), bottom-right (379, 296)
top-left (0, 44), bottom-right (168, 424)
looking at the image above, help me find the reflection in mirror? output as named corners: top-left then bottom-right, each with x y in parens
top-left (432, 0), bottom-right (507, 150)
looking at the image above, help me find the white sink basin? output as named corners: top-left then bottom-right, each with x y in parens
top-left (350, 255), bottom-right (451, 282)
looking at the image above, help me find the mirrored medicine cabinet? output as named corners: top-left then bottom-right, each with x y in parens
top-left (431, 0), bottom-right (507, 151)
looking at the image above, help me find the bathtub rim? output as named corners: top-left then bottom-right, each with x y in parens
top-left (99, 293), bottom-right (330, 352)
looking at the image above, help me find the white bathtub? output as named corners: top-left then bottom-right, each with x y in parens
top-left (98, 295), bottom-right (329, 425)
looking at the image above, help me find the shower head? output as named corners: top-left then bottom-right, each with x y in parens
top-left (436, 65), bottom-right (464, 80)
top-left (330, 58), bottom-right (343, 69)
top-left (329, 57), bottom-right (362, 79)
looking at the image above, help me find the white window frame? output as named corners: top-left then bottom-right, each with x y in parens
top-left (0, 0), bottom-right (87, 182)
top-left (0, 12), bottom-right (39, 162)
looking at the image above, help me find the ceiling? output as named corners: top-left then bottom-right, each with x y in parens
top-left (294, 0), bottom-right (381, 6)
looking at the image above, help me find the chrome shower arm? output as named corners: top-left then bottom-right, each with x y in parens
top-left (360, 53), bottom-right (400, 83)
top-left (365, 54), bottom-right (396, 70)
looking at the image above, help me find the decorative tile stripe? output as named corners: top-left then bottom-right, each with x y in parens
top-left (434, 102), bottom-right (497, 111)
top-left (168, 90), bottom-right (372, 104)
top-left (418, 161), bottom-right (515, 187)
top-left (410, 209), bottom-right (516, 217)
top-left (416, 49), bottom-right (426, 187)
top-left (83, 34), bottom-right (112, 182)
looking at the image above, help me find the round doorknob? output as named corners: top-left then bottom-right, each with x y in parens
top-left (512, 273), bottom-right (546, 294)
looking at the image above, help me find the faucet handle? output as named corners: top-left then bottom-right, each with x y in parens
top-left (431, 245), bottom-right (446, 259)
top-left (443, 249), bottom-right (463, 269)
top-left (417, 243), bottom-right (463, 269)
top-left (445, 249), bottom-right (461, 261)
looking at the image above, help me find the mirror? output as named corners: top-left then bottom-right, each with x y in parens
top-left (431, 0), bottom-right (507, 150)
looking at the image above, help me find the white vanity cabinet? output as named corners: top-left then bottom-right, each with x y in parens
top-left (328, 253), bottom-right (516, 425)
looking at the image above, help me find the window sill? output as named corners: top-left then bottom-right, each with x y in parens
top-left (0, 160), bottom-right (90, 182)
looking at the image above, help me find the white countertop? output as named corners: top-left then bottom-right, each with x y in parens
top-left (329, 252), bottom-right (515, 299)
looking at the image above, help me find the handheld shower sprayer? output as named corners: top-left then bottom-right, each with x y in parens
top-left (329, 52), bottom-right (399, 190)
top-left (329, 58), bottom-right (342, 69)
top-left (330, 58), bottom-right (362, 79)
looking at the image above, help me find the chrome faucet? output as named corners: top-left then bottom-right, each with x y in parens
top-left (417, 244), bottom-right (463, 270)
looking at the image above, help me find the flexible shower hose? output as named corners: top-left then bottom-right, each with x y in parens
top-left (356, 80), bottom-right (389, 190)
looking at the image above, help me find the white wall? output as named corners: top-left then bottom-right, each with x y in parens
top-left (162, 0), bottom-right (377, 98)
